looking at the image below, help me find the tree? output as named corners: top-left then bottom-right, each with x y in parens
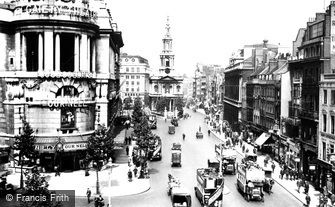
top-left (132, 96), bottom-right (143, 125)
top-left (123, 96), bottom-right (133, 110)
top-left (86, 124), bottom-right (113, 194)
top-left (175, 97), bottom-right (185, 117)
top-left (13, 120), bottom-right (37, 189)
top-left (133, 116), bottom-right (151, 139)
top-left (20, 168), bottom-right (62, 207)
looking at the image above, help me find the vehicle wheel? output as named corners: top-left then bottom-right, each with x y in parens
top-left (246, 194), bottom-right (250, 202)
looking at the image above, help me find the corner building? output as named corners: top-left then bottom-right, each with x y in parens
top-left (0, 0), bottom-right (123, 171)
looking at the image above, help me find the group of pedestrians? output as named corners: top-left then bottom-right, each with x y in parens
top-left (125, 136), bottom-right (132, 145)
top-left (279, 164), bottom-right (299, 181)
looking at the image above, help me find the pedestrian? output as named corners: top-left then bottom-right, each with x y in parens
top-left (279, 169), bottom-right (284, 179)
top-left (182, 133), bottom-right (185, 141)
top-left (128, 169), bottom-right (133, 182)
top-left (305, 181), bottom-right (309, 194)
top-left (323, 186), bottom-right (329, 198)
top-left (305, 193), bottom-right (311, 207)
top-left (86, 188), bottom-right (91, 204)
top-left (208, 129), bottom-right (210, 136)
top-left (133, 167), bottom-right (138, 177)
top-left (199, 126), bottom-right (201, 132)
top-left (98, 195), bottom-right (104, 207)
top-left (55, 165), bottom-right (60, 176)
top-left (297, 179), bottom-right (301, 193)
top-left (128, 157), bottom-right (132, 167)
top-left (94, 197), bottom-right (99, 207)
top-left (126, 146), bottom-right (129, 156)
top-left (271, 162), bottom-right (276, 172)
top-left (330, 193), bottom-right (335, 206)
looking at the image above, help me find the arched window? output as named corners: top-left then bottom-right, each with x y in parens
top-left (56, 86), bottom-right (79, 97)
top-left (177, 85), bottom-right (181, 92)
top-left (154, 85), bottom-right (158, 93)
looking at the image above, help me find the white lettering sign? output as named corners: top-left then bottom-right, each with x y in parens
top-left (15, 4), bottom-right (97, 20)
top-left (47, 99), bottom-right (88, 108)
top-left (37, 72), bottom-right (94, 79)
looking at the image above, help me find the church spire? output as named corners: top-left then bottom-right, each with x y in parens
top-left (165, 16), bottom-right (171, 38)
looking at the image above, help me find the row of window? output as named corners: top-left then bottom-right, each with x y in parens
top-left (124, 67), bottom-right (141, 73)
top-left (124, 93), bottom-right (140, 97)
top-left (322, 113), bottom-right (335, 134)
top-left (125, 81), bottom-right (140, 85)
top-left (123, 75), bottom-right (141, 79)
top-left (125, 88), bottom-right (140, 92)
top-left (323, 90), bottom-right (335, 105)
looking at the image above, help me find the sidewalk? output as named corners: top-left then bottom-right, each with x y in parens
top-left (203, 115), bottom-right (330, 207)
top-left (6, 129), bottom-right (150, 198)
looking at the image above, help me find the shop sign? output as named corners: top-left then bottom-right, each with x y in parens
top-left (37, 72), bottom-right (94, 79)
top-left (35, 143), bottom-right (87, 151)
top-left (63, 143), bottom-right (87, 151)
top-left (47, 99), bottom-right (88, 108)
top-left (35, 144), bottom-right (55, 152)
top-left (309, 165), bottom-right (316, 170)
top-left (14, 4), bottom-right (97, 19)
top-left (294, 157), bottom-right (300, 162)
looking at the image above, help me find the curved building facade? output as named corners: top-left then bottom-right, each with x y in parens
top-left (0, 0), bottom-right (123, 171)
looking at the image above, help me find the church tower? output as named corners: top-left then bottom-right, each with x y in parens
top-left (159, 16), bottom-right (175, 74)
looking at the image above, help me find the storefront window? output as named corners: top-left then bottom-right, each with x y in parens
top-left (61, 108), bottom-right (76, 133)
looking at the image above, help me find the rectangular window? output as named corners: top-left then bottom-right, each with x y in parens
top-left (131, 81), bottom-right (134, 85)
top-left (131, 76), bottom-right (134, 79)
top-left (126, 88), bottom-right (129, 92)
top-left (131, 67), bottom-right (134, 72)
top-left (323, 142), bottom-right (327, 161)
top-left (137, 68), bottom-right (140, 72)
top-left (332, 91), bottom-right (335, 105)
top-left (324, 90), bottom-right (328, 104)
top-left (137, 81), bottom-right (140, 85)
top-left (137, 88), bottom-right (139, 92)
top-left (126, 81), bottom-right (129, 85)
top-left (131, 88), bottom-right (134, 92)
top-left (126, 67), bottom-right (129, 72)
top-left (324, 114), bottom-right (327, 132)
top-left (126, 75), bottom-right (129, 79)
top-left (332, 115), bottom-right (335, 134)
top-left (136, 76), bottom-right (140, 79)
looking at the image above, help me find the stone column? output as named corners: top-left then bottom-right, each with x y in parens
top-left (21, 33), bottom-right (27, 71)
top-left (92, 40), bottom-right (96, 73)
top-left (38, 33), bottom-right (43, 72)
top-left (15, 32), bottom-right (21, 70)
top-left (44, 31), bottom-right (54, 71)
top-left (87, 36), bottom-right (91, 72)
top-left (74, 35), bottom-right (80, 72)
top-left (55, 33), bottom-right (60, 71)
top-left (80, 34), bottom-right (88, 71)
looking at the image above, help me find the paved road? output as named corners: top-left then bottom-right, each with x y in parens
top-left (106, 108), bottom-right (302, 207)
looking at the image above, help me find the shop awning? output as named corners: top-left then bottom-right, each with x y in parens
top-left (255, 133), bottom-right (272, 146)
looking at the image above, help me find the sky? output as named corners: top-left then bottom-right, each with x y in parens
top-left (109, 0), bottom-right (330, 76)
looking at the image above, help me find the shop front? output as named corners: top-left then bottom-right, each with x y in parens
top-left (35, 134), bottom-right (91, 172)
top-left (316, 158), bottom-right (335, 193)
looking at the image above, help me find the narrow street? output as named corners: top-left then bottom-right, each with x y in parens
top-left (109, 109), bottom-right (302, 207)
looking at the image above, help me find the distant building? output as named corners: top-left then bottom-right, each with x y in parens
top-left (224, 40), bottom-right (279, 131)
top-left (149, 17), bottom-right (183, 113)
top-left (119, 54), bottom-right (150, 102)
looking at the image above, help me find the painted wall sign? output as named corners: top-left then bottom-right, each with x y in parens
top-left (14, 4), bottom-right (97, 20)
top-left (35, 142), bottom-right (87, 152)
top-left (47, 99), bottom-right (88, 108)
top-left (37, 71), bottom-right (94, 79)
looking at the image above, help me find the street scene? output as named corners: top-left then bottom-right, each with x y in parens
top-left (1, 0), bottom-right (335, 207)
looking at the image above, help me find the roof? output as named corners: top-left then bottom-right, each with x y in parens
top-left (255, 132), bottom-right (271, 146)
top-left (273, 62), bottom-right (288, 75)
